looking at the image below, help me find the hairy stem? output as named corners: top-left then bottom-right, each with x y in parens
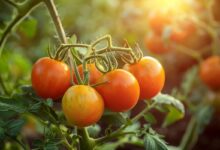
top-left (78, 128), bottom-right (95, 150)
top-left (44, 0), bottom-right (67, 44)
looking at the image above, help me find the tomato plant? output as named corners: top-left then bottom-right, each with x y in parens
top-left (96, 69), bottom-right (140, 112)
top-left (1, 0), bottom-right (219, 150)
top-left (124, 56), bottom-right (165, 99)
top-left (31, 57), bottom-right (71, 100)
top-left (62, 85), bottom-right (104, 127)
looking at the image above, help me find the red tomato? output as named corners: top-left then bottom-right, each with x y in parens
top-left (31, 57), bottom-right (71, 100)
top-left (96, 69), bottom-right (140, 112)
top-left (124, 56), bottom-right (165, 99)
top-left (148, 11), bottom-right (172, 35)
top-left (200, 56), bottom-right (220, 90)
top-left (62, 85), bottom-right (104, 127)
top-left (145, 33), bottom-right (170, 54)
top-left (73, 64), bottom-right (102, 85)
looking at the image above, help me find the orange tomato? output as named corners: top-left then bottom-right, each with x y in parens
top-left (62, 85), bottom-right (104, 127)
top-left (96, 69), bottom-right (140, 112)
top-left (148, 11), bottom-right (172, 35)
top-left (200, 56), bottom-right (220, 90)
top-left (124, 56), bottom-right (165, 99)
top-left (32, 57), bottom-right (71, 100)
top-left (145, 33), bottom-right (170, 54)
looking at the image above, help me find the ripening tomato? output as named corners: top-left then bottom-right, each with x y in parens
top-left (124, 56), bottom-right (165, 99)
top-left (170, 20), bottom-right (196, 43)
top-left (73, 63), bottom-right (102, 85)
top-left (144, 33), bottom-right (170, 54)
top-left (96, 69), bottom-right (140, 112)
top-left (148, 11), bottom-right (172, 35)
top-left (31, 57), bottom-right (71, 100)
top-left (62, 85), bottom-right (104, 127)
top-left (200, 56), bottom-right (220, 90)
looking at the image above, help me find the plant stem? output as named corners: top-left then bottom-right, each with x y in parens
top-left (179, 117), bottom-right (198, 150)
top-left (95, 102), bottom-right (155, 145)
top-left (44, 0), bottom-right (67, 44)
top-left (3, 0), bottom-right (19, 8)
top-left (0, 0), bottom-right (42, 55)
top-left (77, 128), bottom-right (95, 150)
top-left (131, 102), bottom-right (156, 122)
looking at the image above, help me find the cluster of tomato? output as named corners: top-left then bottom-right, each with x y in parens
top-left (31, 56), bottom-right (165, 127)
top-left (144, 10), bottom-right (196, 54)
top-left (144, 10), bottom-right (220, 91)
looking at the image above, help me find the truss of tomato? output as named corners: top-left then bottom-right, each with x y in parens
top-left (31, 57), bottom-right (71, 100)
top-left (124, 56), bottom-right (165, 100)
top-left (144, 33), bottom-right (170, 54)
top-left (73, 63), bottom-right (102, 85)
top-left (148, 11), bottom-right (172, 35)
top-left (200, 56), bottom-right (220, 90)
top-left (96, 69), bottom-right (140, 112)
top-left (62, 85), bottom-right (104, 127)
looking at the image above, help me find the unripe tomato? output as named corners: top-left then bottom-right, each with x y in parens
top-left (96, 69), bottom-right (140, 112)
top-left (73, 64), bottom-right (102, 85)
top-left (148, 11), bottom-right (172, 35)
top-left (144, 33), bottom-right (170, 54)
top-left (32, 57), bottom-right (71, 100)
top-left (124, 56), bottom-right (165, 99)
top-left (200, 56), bottom-right (220, 90)
top-left (62, 85), bottom-right (104, 127)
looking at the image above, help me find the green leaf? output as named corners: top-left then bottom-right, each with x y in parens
top-left (144, 112), bottom-right (157, 124)
top-left (6, 118), bottom-right (26, 137)
top-left (144, 130), bottom-right (168, 150)
top-left (0, 96), bottom-right (26, 113)
top-left (0, 127), bottom-right (5, 140)
top-left (18, 17), bottom-right (37, 38)
top-left (181, 67), bottom-right (198, 96)
top-left (101, 111), bottom-right (127, 127)
top-left (153, 93), bottom-right (185, 127)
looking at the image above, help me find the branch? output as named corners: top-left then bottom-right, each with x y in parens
top-left (0, 0), bottom-right (42, 55)
top-left (43, 0), bottom-right (67, 44)
top-left (3, 0), bottom-right (19, 8)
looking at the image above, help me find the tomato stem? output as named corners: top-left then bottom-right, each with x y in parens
top-left (77, 128), bottom-right (95, 150)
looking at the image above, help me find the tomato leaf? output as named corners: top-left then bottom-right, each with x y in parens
top-left (143, 112), bottom-right (157, 124)
top-left (144, 129), bottom-right (168, 150)
top-left (152, 93), bottom-right (185, 127)
top-left (101, 111), bottom-right (127, 127)
top-left (6, 118), bottom-right (26, 137)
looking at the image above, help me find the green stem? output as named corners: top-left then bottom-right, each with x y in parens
top-left (179, 117), bottom-right (198, 150)
top-left (95, 102), bottom-right (155, 145)
top-left (43, 0), bottom-right (67, 44)
top-left (0, 0), bottom-right (42, 56)
top-left (3, 0), bottom-right (19, 8)
top-left (0, 75), bottom-right (9, 95)
top-left (78, 128), bottom-right (95, 150)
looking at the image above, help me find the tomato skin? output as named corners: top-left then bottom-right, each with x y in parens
top-left (73, 64), bottom-right (102, 85)
top-left (96, 69), bottom-right (140, 112)
top-left (124, 57), bottom-right (165, 99)
top-left (200, 56), bottom-right (220, 90)
top-left (62, 85), bottom-right (104, 127)
top-left (145, 33), bottom-right (170, 54)
top-left (31, 57), bottom-right (71, 100)
top-left (148, 11), bottom-right (171, 35)
top-left (170, 21), bottom-right (196, 43)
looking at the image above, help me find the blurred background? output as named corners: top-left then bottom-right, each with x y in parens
top-left (0, 0), bottom-right (220, 149)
